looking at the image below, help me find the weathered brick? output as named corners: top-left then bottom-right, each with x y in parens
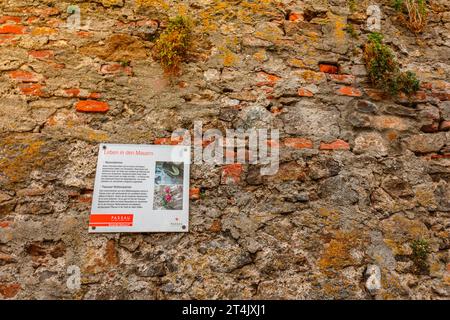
top-left (432, 91), bottom-right (450, 101)
top-left (283, 137), bottom-right (313, 149)
top-left (319, 64), bottom-right (338, 74)
top-left (221, 164), bottom-right (243, 184)
top-left (372, 116), bottom-right (409, 131)
top-left (9, 70), bottom-right (42, 82)
top-left (0, 16), bottom-right (21, 24)
top-left (28, 50), bottom-right (54, 60)
top-left (0, 34), bottom-right (17, 45)
top-left (439, 121), bottom-right (450, 131)
top-left (209, 220), bottom-right (222, 232)
top-left (337, 86), bottom-right (362, 97)
top-left (256, 72), bottom-right (281, 87)
top-left (320, 139), bottom-right (350, 151)
top-left (75, 100), bottom-right (109, 113)
top-left (288, 12), bottom-right (303, 22)
top-left (154, 136), bottom-right (184, 145)
top-left (0, 24), bottom-right (27, 34)
top-left (189, 188), bottom-right (200, 200)
top-left (298, 88), bottom-right (314, 97)
top-left (421, 123), bottom-right (439, 133)
top-left (100, 63), bottom-right (132, 75)
top-left (364, 88), bottom-right (387, 101)
top-left (0, 283), bottom-right (20, 298)
top-left (19, 83), bottom-right (45, 96)
top-left (329, 74), bottom-right (355, 84)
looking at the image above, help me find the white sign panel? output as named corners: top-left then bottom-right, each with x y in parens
top-left (89, 144), bottom-right (191, 233)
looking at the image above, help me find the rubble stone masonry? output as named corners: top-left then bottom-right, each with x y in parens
top-left (0, 0), bottom-right (449, 299)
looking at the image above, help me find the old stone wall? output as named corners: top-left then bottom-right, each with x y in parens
top-left (0, 0), bottom-right (449, 299)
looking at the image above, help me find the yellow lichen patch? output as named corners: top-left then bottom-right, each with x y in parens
top-left (196, 0), bottom-right (282, 34)
top-left (0, 135), bottom-right (57, 185)
top-left (100, 0), bottom-right (123, 7)
top-left (318, 230), bottom-right (365, 273)
top-left (414, 185), bottom-right (436, 208)
top-left (381, 213), bottom-right (429, 255)
top-left (135, 0), bottom-right (169, 10)
top-left (294, 70), bottom-right (327, 84)
top-left (253, 49), bottom-right (268, 63)
top-left (219, 47), bottom-right (240, 67)
top-left (328, 13), bottom-right (347, 42)
top-left (288, 58), bottom-right (305, 68)
top-left (31, 27), bottom-right (57, 36)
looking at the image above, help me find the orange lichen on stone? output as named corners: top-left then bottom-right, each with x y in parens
top-left (318, 230), bottom-right (365, 273)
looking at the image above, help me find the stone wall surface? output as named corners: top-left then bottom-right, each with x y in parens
top-left (0, 0), bottom-right (449, 299)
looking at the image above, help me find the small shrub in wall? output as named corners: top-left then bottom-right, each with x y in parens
top-left (363, 32), bottom-right (420, 96)
top-left (393, 0), bottom-right (428, 33)
top-left (153, 15), bottom-right (193, 74)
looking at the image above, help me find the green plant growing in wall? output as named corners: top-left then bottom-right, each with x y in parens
top-left (410, 238), bottom-right (430, 274)
top-left (153, 15), bottom-right (193, 74)
top-left (392, 0), bottom-right (428, 33)
top-left (363, 32), bottom-right (420, 96)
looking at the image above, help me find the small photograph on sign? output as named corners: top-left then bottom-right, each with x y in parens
top-left (154, 161), bottom-right (184, 185)
top-left (153, 161), bottom-right (185, 210)
top-left (153, 185), bottom-right (184, 210)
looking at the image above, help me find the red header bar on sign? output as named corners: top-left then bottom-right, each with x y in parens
top-left (89, 214), bottom-right (134, 227)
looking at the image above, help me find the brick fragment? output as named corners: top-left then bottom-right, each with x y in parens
top-left (320, 139), bottom-right (350, 151)
top-left (75, 100), bottom-right (109, 113)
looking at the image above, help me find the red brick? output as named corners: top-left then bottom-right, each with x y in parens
top-left (8, 70), bottom-right (41, 82)
top-left (0, 34), bottom-right (17, 45)
top-left (298, 88), bottom-right (314, 97)
top-left (0, 283), bottom-right (20, 298)
top-left (75, 100), bottom-right (109, 113)
top-left (154, 136), bottom-right (184, 145)
top-left (256, 72), bottom-right (281, 87)
top-left (420, 82), bottom-right (433, 90)
top-left (397, 91), bottom-right (428, 103)
top-left (440, 121), bottom-right (450, 131)
top-left (429, 154), bottom-right (450, 160)
top-left (0, 16), bottom-right (21, 24)
top-left (19, 83), bottom-right (44, 96)
top-left (209, 220), bottom-right (222, 233)
top-left (65, 88), bottom-right (80, 97)
top-left (100, 63), bottom-right (132, 75)
top-left (320, 139), bottom-right (350, 151)
top-left (288, 12), bottom-right (303, 22)
top-left (77, 31), bottom-right (92, 37)
top-left (88, 92), bottom-right (101, 99)
top-left (283, 137), bottom-right (313, 149)
top-left (221, 164), bottom-right (243, 184)
top-left (337, 86), bottom-right (362, 97)
top-left (364, 88), bottom-right (387, 101)
top-left (319, 64), bottom-right (338, 74)
top-left (432, 91), bottom-right (450, 101)
top-left (270, 106), bottom-right (283, 114)
top-left (28, 50), bottom-right (54, 60)
top-left (59, 88), bottom-right (101, 99)
top-left (0, 221), bottom-right (10, 228)
top-left (421, 123), bottom-right (439, 133)
top-left (329, 74), bottom-right (355, 84)
top-left (189, 188), bottom-right (200, 200)
top-left (0, 24), bottom-right (26, 34)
